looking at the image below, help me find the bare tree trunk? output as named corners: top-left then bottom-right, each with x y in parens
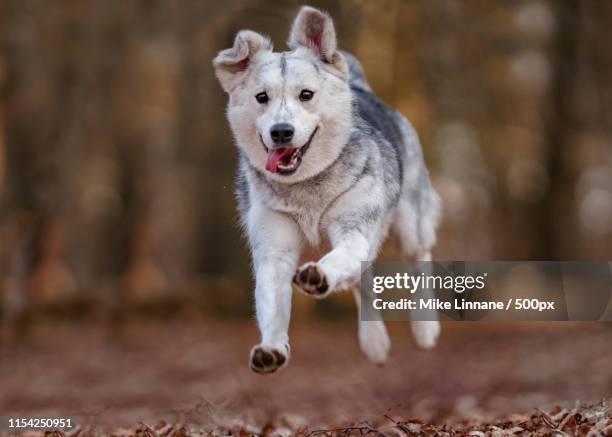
top-left (536, 2), bottom-right (580, 260)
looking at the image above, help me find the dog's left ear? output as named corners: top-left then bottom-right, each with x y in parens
top-left (287, 6), bottom-right (347, 79)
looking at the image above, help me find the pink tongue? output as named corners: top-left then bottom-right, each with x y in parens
top-left (265, 148), bottom-right (295, 173)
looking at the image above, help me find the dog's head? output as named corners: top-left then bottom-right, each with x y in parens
top-left (213, 6), bottom-right (352, 183)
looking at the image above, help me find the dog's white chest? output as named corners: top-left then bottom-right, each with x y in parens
top-left (292, 208), bottom-right (324, 246)
top-left (259, 189), bottom-right (327, 246)
top-left (245, 150), bottom-right (369, 247)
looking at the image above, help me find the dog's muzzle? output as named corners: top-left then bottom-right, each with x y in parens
top-left (263, 127), bottom-right (318, 175)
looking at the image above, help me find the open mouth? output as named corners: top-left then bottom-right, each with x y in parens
top-left (262, 127), bottom-right (318, 175)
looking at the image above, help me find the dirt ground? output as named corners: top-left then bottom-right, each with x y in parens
top-left (0, 320), bottom-right (611, 435)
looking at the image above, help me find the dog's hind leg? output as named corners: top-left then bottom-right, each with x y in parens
top-left (351, 286), bottom-right (390, 365)
top-left (247, 202), bottom-right (302, 374)
top-left (409, 250), bottom-right (441, 349)
top-left (394, 188), bottom-right (442, 349)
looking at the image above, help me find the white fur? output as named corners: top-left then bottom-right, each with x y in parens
top-left (247, 201), bottom-right (302, 351)
top-left (351, 286), bottom-right (390, 364)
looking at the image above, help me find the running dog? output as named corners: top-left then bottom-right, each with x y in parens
top-left (213, 6), bottom-right (441, 374)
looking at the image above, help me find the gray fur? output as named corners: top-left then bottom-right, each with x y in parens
top-left (341, 50), bottom-right (372, 92)
top-left (280, 52), bottom-right (287, 77)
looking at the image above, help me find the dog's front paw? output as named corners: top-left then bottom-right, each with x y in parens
top-left (411, 320), bottom-right (440, 349)
top-left (249, 344), bottom-right (289, 374)
top-left (293, 262), bottom-right (330, 298)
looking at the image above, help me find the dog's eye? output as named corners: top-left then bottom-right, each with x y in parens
top-left (255, 92), bottom-right (269, 104)
top-left (299, 90), bottom-right (314, 102)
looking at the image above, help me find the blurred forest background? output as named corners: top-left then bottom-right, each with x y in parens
top-left (0, 0), bottom-right (611, 325)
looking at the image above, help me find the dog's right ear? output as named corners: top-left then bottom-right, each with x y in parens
top-left (213, 30), bottom-right (272, 93)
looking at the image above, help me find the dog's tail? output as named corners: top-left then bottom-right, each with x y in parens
top-left (340, 50), bottom-right (372, 92)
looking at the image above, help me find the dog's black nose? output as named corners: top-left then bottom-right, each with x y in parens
top-left (270, 123), bottom-right (294, 145)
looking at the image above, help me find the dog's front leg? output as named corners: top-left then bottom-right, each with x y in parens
top-left (293, 221), bottom-right (377, 297)
top-left (247, 203), bottom-right (302, 374)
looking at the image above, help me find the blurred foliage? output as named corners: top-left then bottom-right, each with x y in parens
top-left (0, 0), bottom-right (611, 321)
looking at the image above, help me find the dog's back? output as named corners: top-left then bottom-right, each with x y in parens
top-left (343, 50), bottom-right (440, 258)
top-left (343, 51), bottom-right (416, 175)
